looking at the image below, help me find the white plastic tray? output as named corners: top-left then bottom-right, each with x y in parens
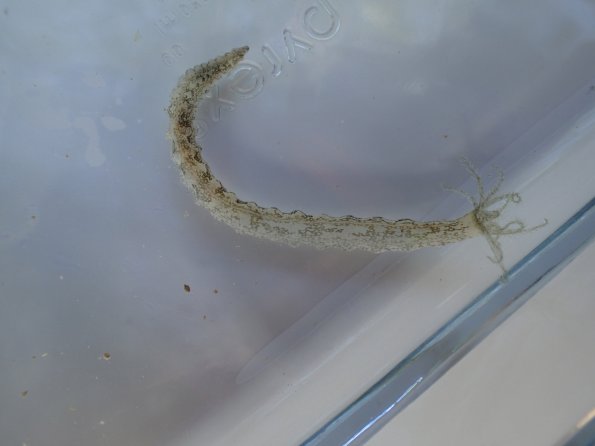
top-left (1, 1), bottom-right (595, 445)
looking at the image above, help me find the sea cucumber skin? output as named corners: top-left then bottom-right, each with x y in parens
top-left (168, 46), bottom-right (483, 253)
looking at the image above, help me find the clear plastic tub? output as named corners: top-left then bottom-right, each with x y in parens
top-left (1, 1), bottom-right (595, 445)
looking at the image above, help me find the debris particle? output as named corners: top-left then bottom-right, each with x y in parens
top-left (183, 284), bottom-right (191, 293)
top-left (40, 353), bottom-right (48, 358)
top-left (213, 289), bottom-right (218, 294)
top-left (102, 352), bottom-right (111, 360)
top-left (21, 390), bottom-right (29, 398)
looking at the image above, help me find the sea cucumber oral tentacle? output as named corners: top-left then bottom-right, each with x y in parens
top-left (167, 46), bottom-right (541, 269)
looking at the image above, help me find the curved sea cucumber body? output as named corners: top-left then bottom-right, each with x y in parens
top-left (168, 46), bottom-right (538, 263)
top-left (168, 46), bottom-right (482, 252)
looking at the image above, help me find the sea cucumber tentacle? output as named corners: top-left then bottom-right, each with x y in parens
top-left (167, 46), bottom-right (543, 270)
top-left (445, 159), bottom-right (548, 274)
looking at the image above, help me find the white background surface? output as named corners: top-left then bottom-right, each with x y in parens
top-left (368, 237), bottom-right (595, 446)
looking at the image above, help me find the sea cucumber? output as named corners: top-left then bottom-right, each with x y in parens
top-left (167, 46), bottom-right (544, 272)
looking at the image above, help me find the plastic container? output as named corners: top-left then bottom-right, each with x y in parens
top-left (1, 1), bottom-right (595, 445)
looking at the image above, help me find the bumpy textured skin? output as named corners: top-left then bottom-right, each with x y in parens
top-left (167, 46), bottom-right (484, 253)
